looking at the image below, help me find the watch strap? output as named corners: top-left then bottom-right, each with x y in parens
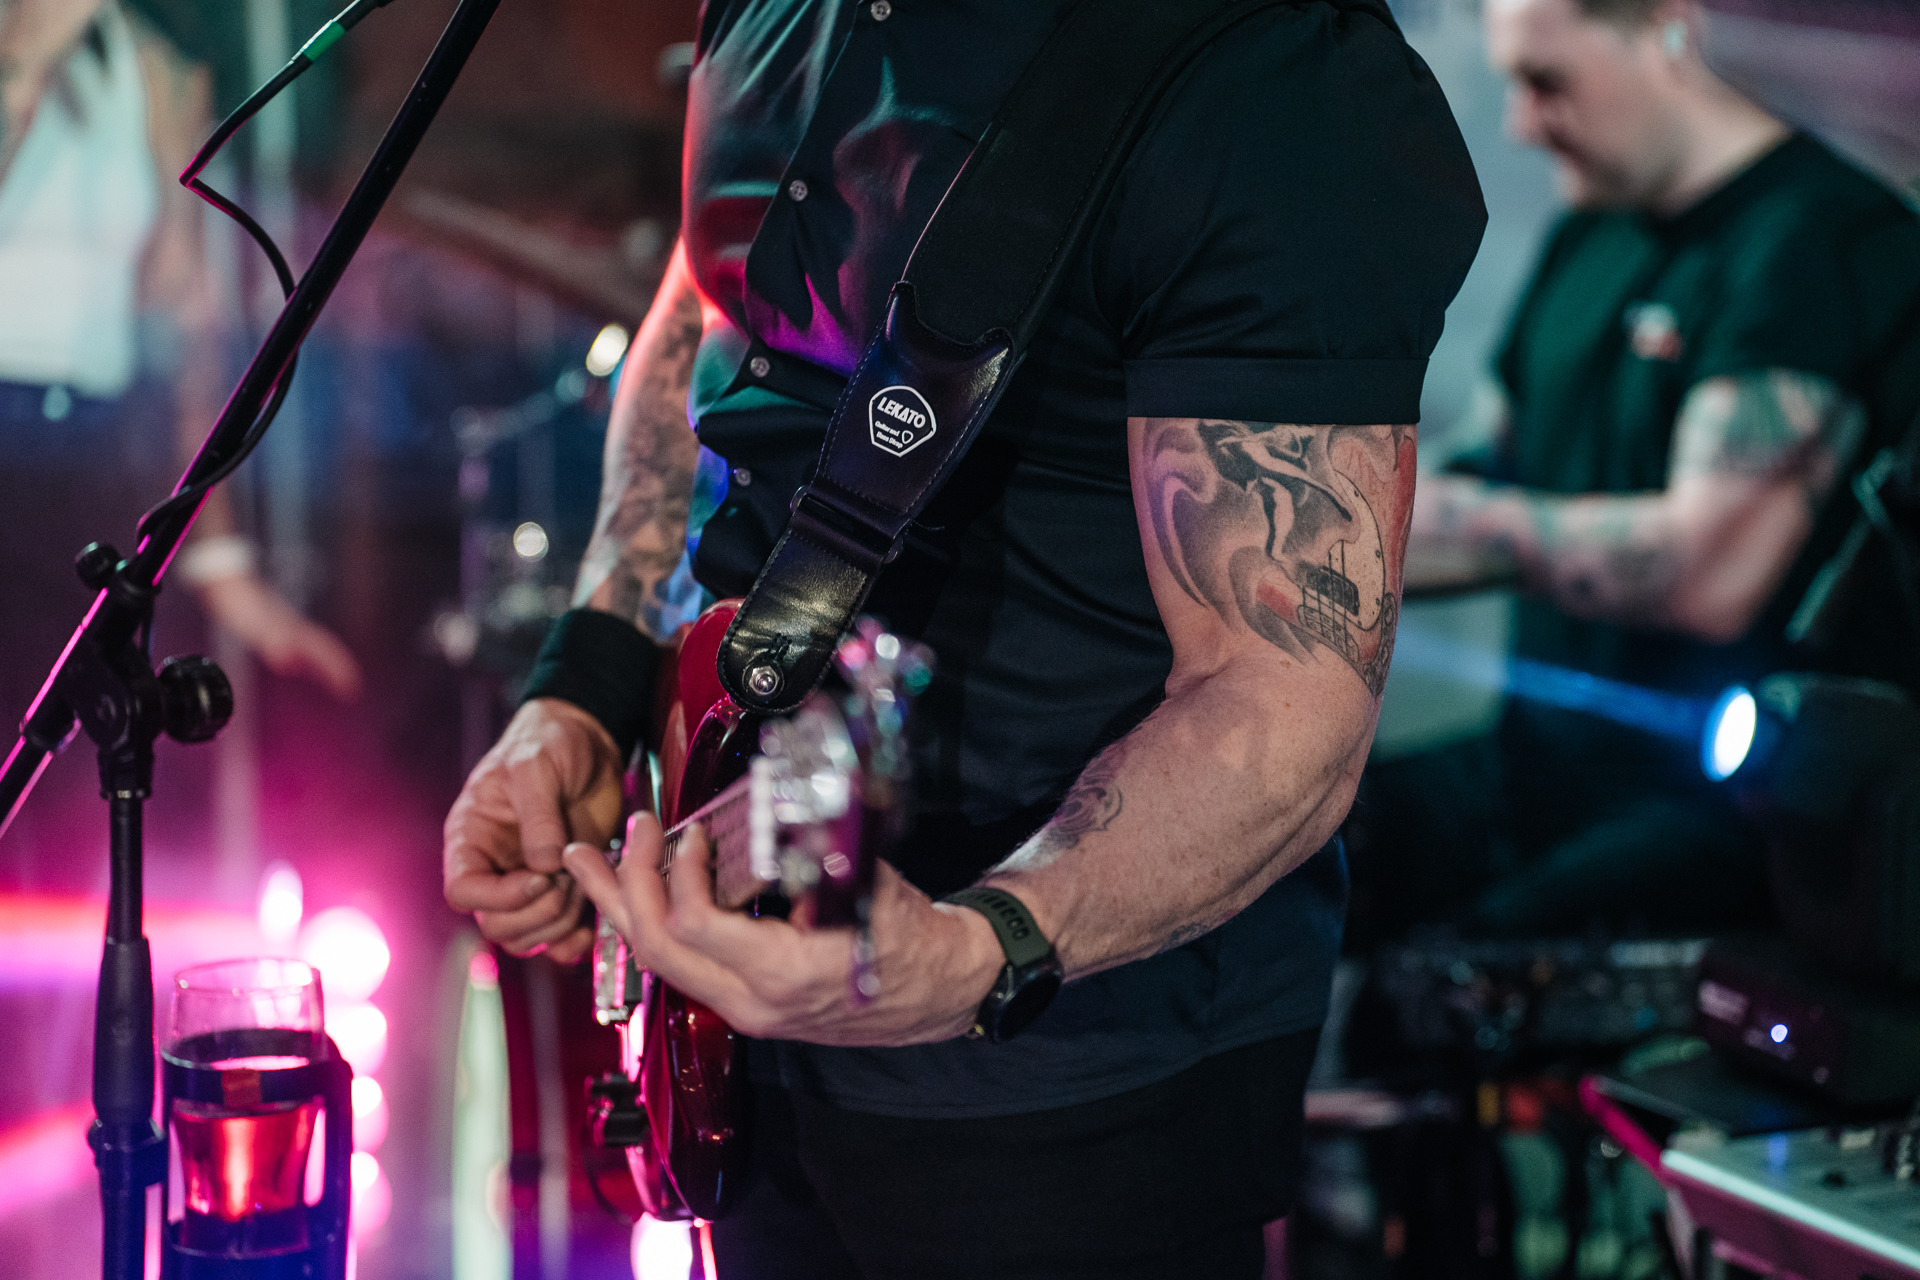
top-left (943, 887), bottom-right (1053, 968)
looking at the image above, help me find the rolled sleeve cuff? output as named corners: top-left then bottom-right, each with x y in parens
top-left (1124, 356), bottom-right (1428, 425)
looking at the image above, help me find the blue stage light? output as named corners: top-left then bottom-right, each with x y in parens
top-left (1769, 1023), bottom-right (1789, 1044)
top-left (1702, 686), bottom-right (1758, 781)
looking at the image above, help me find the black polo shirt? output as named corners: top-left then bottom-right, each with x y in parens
top-left (1491, 135), bottom-right (1920, 801)
top-left (680, 0), bottom-right (1485, 1116)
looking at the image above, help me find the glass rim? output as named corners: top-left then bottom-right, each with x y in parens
top-left (172, 957), bottom-right (319, 997)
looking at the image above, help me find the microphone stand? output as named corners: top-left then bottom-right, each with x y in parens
top-left (0, 0), bottom-right (502, 1273)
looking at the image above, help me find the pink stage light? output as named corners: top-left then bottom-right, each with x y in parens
top-left (326, 1003), bottom-right (388, 1076)
top-left (298, 907), bottom-right (390, 1003)
top-left (0, 895), bottom-right (258, 989)
top-left (0, 1103), bottom-right (94, 1219)
top-left (351, 1078), bottom-right (388, 1154)
top-left (632, 1215), bottom-right (694, 1280)
top-left (257, 864), bottom-right (304, 949)
top-left (350, 1152), bottom-right (391, 1236)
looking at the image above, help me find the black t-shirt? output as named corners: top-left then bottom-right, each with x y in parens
top-left (681, 0), bottom-right (1485, 1116)
top-left (1492, 135), bottom-right (1920, 797)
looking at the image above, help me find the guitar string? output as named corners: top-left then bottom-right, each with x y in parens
top-left (657, 779), bottom-right (752, 879)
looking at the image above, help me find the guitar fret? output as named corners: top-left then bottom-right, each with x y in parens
top-left (659, 780), bottom-right (753, 878)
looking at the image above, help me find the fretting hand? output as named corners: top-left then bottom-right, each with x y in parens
top-left (563, 814), bottom-right (1000, 1047)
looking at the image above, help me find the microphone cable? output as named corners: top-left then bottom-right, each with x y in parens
top-left (137, 0), bottom-right (399, 547)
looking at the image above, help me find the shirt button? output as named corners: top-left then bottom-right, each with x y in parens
top-left (732, 468), bottom-right (754, 487)
top-left (787, 178), bottom-right (809, 202)
top-left (748, 355), bottom-right (771, 378)
top-left (870, 0), bottom-right (892, 19)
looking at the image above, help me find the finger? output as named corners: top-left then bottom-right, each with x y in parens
top-left (662, 821), bottom-right (727, 941)
top-left (614, 811), bottom-right (675, 941)
top-left (483, 880), bottom-right (587, 954)
top-left (661, 823), bottom-right (785, 961)
top-left (470, 877), bottom-right (574, 933)
top-left (446, 866), bottom-right (553, 914)
top-left (562, 841), bottom-right (631, 939)
top-left (505, 749), bottom-right (574, 873)
top-left (543, 925), bottom-right (596, 966)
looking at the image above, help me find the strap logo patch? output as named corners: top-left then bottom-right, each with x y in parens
top-left (869, 385), bottom-right (936, 457)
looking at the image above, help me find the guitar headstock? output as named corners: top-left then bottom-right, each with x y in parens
top-left (752, 620), bottom-right (932, 917)
top-left (831, 618), bottom-right (934, 812)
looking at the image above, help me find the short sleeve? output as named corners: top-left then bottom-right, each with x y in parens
top-left (1691, 186), bottom-right (1920, 391)
top-left (1101, 1), bottom-right (1486, 425)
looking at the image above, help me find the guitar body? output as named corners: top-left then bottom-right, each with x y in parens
top-left (637, 600), bottom-right (756, 1222)
top-left (585, 599), bottom-right (922, 1227)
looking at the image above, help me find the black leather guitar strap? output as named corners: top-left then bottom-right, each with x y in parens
top-left (718, 0), bottom-right (1306, 713)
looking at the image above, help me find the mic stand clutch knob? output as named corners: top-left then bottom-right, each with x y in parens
top-left (158, 656), bottom-right (233, 744)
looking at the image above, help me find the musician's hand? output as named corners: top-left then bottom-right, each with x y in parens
top-left (444, 698), bottom-right (625, 963)
top-left (564, 815), bottom-right (1004, 1046)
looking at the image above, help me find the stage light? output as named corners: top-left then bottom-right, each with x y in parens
top-left (1702, 686), bottom-right (1758, 781)
top-left (299, 906), bottom-right (391, 1002)
top-left (632, 1215), bottom-right (693, 1280)
top-left (1702, 673), bottom-right (1920, 986)
top-left (350, 1151), bottom-right (391, 1236)
top-left (352, 1077), bottom-right (389, 1154)
top-left (1769, 1023), bottom-right (1789, 1044)
top-left (327, 1002), bottom-right (389, 1076)
top-left (585, 324), bottom-right (631, 377)
top-left (258, 863), bottom-right (304, 947)
top-left (512, 521), bottom-right (549, 561)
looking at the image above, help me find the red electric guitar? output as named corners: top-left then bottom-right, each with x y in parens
top-left (586, 599), bottom-right (929, 1223)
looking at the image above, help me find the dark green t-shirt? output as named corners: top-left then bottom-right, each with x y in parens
top-left (1490, 135), bottom-right (1920, 792)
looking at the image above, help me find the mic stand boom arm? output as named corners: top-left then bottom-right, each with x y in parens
top-left (0, 0), bottom-right (503, 1274)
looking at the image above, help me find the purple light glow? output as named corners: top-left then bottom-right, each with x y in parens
top-left (0, 1103), bottom-right (94, 1219)
top-left (0, 894), bottom-right (260, 990)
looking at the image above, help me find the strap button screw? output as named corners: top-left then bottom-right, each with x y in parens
top-left (746, 664), bottom-right (783, 698)
top-left (787, 178), bottom-right (809, 203)
top-left (731, 468), bottom-right (753, 486)
top-left (748, 355), bottom-right (771, 378)
top-left (870, 0), bottom-right (892, 19)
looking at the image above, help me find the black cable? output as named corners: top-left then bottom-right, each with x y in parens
top-left (136, 0), bottom-right (395, 547)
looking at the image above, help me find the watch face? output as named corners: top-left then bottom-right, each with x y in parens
top-left (991, 966), bottom-right (1063, 1042)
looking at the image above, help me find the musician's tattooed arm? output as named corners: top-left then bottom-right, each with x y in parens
top-left (573, 241), bottom-right (706, 640)
top-left (1408, 370), bottom-right (1865, 640)
top-left (1140, 419), bottom-right (1416, 696)
top-left (978, 418), bottom-right (1414, 977)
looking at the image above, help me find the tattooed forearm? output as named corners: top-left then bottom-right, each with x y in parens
top-left (1407, 369), bottom-right (1864, 634)
top-left (1142, 418), bottom-right (1417, 696)
top-left (574, 248), bottom-right (705, 640)
top-left (999, 740), bottom-right (1127, 873)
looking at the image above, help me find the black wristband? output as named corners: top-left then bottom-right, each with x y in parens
top-left (943, 887), bottom-right (1053, 967)
top-left (522, 609), bottom-right (662, 762)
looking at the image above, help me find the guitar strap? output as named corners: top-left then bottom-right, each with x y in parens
top-left (716, 0), bottom-right (1320, 714)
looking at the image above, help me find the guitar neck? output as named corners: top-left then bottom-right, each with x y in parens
top-left (659, 765), bottom-right (776, 910)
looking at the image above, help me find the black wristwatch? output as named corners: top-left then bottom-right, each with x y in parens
top-left (944, 887), bottom-right (1064, 1043)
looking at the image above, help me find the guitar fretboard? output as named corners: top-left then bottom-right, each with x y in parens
top-left (659, 764), bottom-right (775, 909)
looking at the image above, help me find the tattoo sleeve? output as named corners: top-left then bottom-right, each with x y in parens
top-left (1410, 369), bottom-right (1865, 630)
top-left (1141, 418), bottom-right (1418, 697)
top-left (1670, 369), bottom-right (1865, 495)
top-left (573, 250), bottom-right (705, 641)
